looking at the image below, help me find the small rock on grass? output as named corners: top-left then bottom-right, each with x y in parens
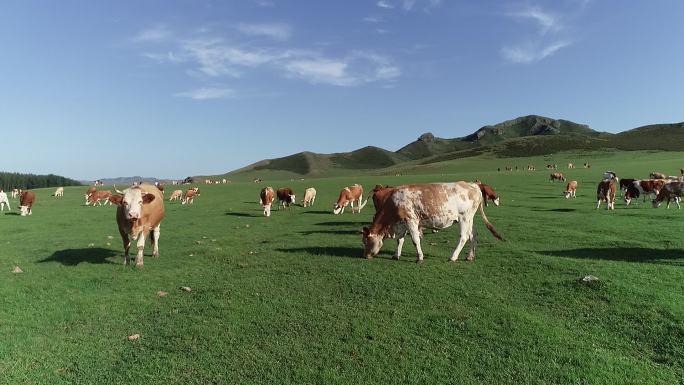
top-left (127, 334), bottom-right (140, 341)
top-left (156, 291), bottom-right (168, 297)
top-left (12, 266), bottom-right (23, 273)
top-left (180, 286), bottom-right (192, 292)
top-left (581, 275), bottom-right (599, 284)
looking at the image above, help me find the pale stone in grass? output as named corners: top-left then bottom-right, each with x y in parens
top-left (581, 275), bottom-right (599, 284)
top-left (88, 243), bottom-right (95, 247)
top-left (106, 242), bottom-right (111, 246)
top-left (180, 286), bottom-right (192, 292)
top-left (157, 291), bottom-right (168, 297)
top-left (107, 235), bottom-right (114, 239)
top-left (12, 266), bottom-right (23, 273)
top-left (127, 334), bottom-right (140, 341)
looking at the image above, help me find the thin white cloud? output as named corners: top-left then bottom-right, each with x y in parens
top-left (402, 0), bottom-right (416, 10)
top-left (363, 16), bottom-right (383, 23)
top-left (133, 24), bottom-right (172, 43)
top-left (285, 59), bottom-right (351, 86)
top-left (283, 52), bottom-right (400, 86)
top-left (377, 1), bottom-right (394, 9)
top-left (174, 87), bottom-right (233, 100)
top-left (253, 0), bottom-right (274, 6)
top-left (236, 23), bottom-right (292, 41)
top-left (510, 6), bottom-right (561, 35)
top-left (501, 40), bottom-right (570, 63)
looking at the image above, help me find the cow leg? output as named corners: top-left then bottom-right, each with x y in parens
top-left (449, 217), bottom-right (471, 262)
top-left (466, 225), bottom-right (477, 261)
top-left (120, 231), bottom-right (131, 266)
top-left (151, 225), bottom-right (161, 257)
top-left (393, 232), bottom-right (407, 260)
top-left (406, 222), bottom-right (424, 263)
top-left (595, 199), bottom-right (601, 210)
top-left (135, 233), bottom-right (146, 268)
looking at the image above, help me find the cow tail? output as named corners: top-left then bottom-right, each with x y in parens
top-left (478, 200), bottom-right (504, 241)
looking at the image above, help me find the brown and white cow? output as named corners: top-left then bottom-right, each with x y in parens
top-left (86, 190), bottom-right (113, 206)
top-left (367, 185), bottom-right (394, 211)
top-left (53, 187), bottom-right (64, 197)
top-left (182, 187), bottom-right (200, 205)
top-left (19, 190), bottom-right (36, 216)
top-left (652, 182), bottom-right (683, 209)
top-left (649, 172), bottom-right (666, 180)
top-left (362, 182), bottom-right (503, 264)
top-left (564, 181), bottom-right (578, 199)
top-left (475, 182), bottom-right (500, 206)
top-left (302, 187), bottom-right (316, 208)
top-left (276, 187), bottom-right (296, 209)
top-left (333, 184), bottom-right (366, 214)
top-left (154, 182), bottom-right (165, 194)
top-left (84, 186), bottom-right (97, 204)
top-left (596, 180), bottom-right (617, 210)
top-left (624, 179), bottom-right (666, 205)
top-left (260, 187), bottom-right (275, 216)
top-left (550, 172), bottom-right (566, 182)
top-left (169, 190), bottom-right (183, 201)
top-left (109, 184), bottom-right (165, 268)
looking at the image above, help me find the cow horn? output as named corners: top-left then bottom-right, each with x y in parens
top-left (114, 185), bottom-right (124, 194)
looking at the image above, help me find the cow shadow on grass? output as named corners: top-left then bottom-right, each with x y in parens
top-left (541, 247), bottom-right (684, 264)
top-left (225, 212), bottom-right (261, 218)
top-left (302, 210), bottom-right (331, 215)
top-left (531, 208), bottom-right (577, 212)
top-left (276, 246), bottom-right (414, 263)
top-left (299, 229), bottom-right (360, 236)
top-left (315, 221), bottom-right (369, 227)
top-left (38, 248), bottom-right (118, 266)
top-left (4, 212), bottom-right (20, 216)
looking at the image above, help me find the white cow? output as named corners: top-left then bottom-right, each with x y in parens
top-left (302, 187), bottom-right (317, 207)
top-left (0, 190), bottom-right (10, 211)
top-left (53, 187), bottom-right (64, 197)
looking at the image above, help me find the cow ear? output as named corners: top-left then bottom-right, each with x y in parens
top-left (142, 193), bottom-right (156, 204)
top-left (110, 195), bottom-right (123, 206)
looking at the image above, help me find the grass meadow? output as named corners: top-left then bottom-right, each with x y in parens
top-left (1, 150), bottom-right (682, 385)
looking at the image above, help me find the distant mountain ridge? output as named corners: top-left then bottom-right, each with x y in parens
top-left (80, 176), bottom-right (168, 186)
top-left (223, 115), bottom-right (684, 178)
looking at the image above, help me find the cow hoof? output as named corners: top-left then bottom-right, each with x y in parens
top-left (152, 253), bottom-right (159, 258)
top-left (135, 263), bottom-right (144, 268)
top-left (466, 256), bottom-right (475, 261)
top-left (416, 259), bottom-right (424, 264)
top-left (448, 258), bottom-right (457, 262)
top-left (392, 255), bottom-right (400, 260)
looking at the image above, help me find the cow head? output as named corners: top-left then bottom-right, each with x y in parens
top-left (362, 227), bottom-right (383, 258)
top-left (110, 188), bottom-right (155, 221)
top-left (19, 205), bottom-right (30, 216)
top-left (652, 199), bottom-right (661, 208)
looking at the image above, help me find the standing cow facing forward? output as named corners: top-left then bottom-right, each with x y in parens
top-left (20, 191), bottom-right (36, 216)
top-left (333, 184), bottom-right (367, 214)
top-left (260, 187), bottom-right (275, 216)
top-left (362, 182), bottom-right (503, 264)
top-left (109, 184), bottom-right (165, 268)
top-left (596, 180), bottom-right (617, 210)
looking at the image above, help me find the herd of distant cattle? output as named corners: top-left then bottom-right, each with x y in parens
top-left (1, 164), bottom-right (682, 266)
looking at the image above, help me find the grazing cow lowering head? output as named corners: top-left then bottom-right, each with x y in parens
top-left (302, 187), bottom-right (317, 208)
top-left (564, 180), bottom-right (578, 199)
top-left (333, 184), bottom-right (366, 214)
top-left (362, 182), bottom-right (503, 263)
top-left (276, 187), bottom-right (296, 209)
top-left (475, 182), bottom-right (500, 206)
top-left (550, 173), bottom-right (566, 182)
top-left (652, 181), bottom-right (684, 209)
top-left (19, 190), bottom-right (36, 216)
top-left (260, 187), bottom-right (275, 216)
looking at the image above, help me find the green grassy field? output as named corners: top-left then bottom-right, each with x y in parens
top-left (1, 150), bottom-right (683, 385)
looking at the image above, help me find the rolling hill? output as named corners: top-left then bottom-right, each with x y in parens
top-left (222, 115), bottom-right (684, 179)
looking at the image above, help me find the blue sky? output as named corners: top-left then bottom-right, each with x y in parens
top-left (1, 0), bottom-right (683, 180)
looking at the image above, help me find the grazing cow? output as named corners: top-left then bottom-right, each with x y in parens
top-left (366, 185), bottom-right (394, 211)
top-left (109, 184), bottom-right (165, 268)
top-left (602, 171), bottom-right (617, 181)
top-left (302, 187), bottom-right (317, 208)
top-left (169, 190), bottom-right (183, 201)
top-left (0, 189), bottom-right (10, 211)
top-left (86, 190), bottom-right (113, 206)
top-left (361, 182), bottom-right (503, 263)
top-left (11, 188), bottom-right (20, 199)
top-left (584, 163), bottom-right (591, 168)
top-left (19, 190), bottom-right (36, 216)
top-left (260, 187), bottom-right (276, 216)
top-left (564, 181), bottom-right (578, 199)
top-left (475, 182), bottom-right (500, 206)
top-left (222, 179), bottom-right (227, 184)
top-left (649, 172), bottom-right (666, 180)
top-left (53, 187), bottom-right (64, 197)
top-left (276, 187), bottom-right (296, 209)
top-left (84, 187), bottom-right (97, 204)
top-left (624, 180), bottom-right (666, 205)
top-left (253, 178), bottom-right (262, 183)
top-left (652, 182), bottom-right (683, 209)
top-left (596, 180), bottom-right (617, 210)
top-left (550, 172), bottom-right (566, 182)
top-left (182, 187), bottom-right (200, 205)
top-left (567, 163), bottom-right (574, 169)
top-left (681, 168), bottom-right (684, 176)
top-left (333, 184), bottom-right (366, 214)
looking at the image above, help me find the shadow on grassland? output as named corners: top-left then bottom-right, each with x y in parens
top-left (276, 246), bottom-right (414, 263)
top-left (531, 208), bottom-right (577, 212)
top-left (225, 212), bottom-right (261, 217)
top-left (540, 247), bottom-right (684, 264)
top-left (38, 248), bottom-right (118, 266)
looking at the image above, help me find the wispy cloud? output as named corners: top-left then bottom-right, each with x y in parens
top-left (133, 24), bottom-right (172, 43)
top-left (236, 22), bottom-right (292, 41)
top-left (174, 87), bottom-right (233, 100)
top-left (362, 16), bottom-right (383, 23)
top-left (376, 0), bottom-right (441, 11)
top-left (284, 52), bottom-right (400, 86)
top-left (376, 1), bottom-right (394, 9)
top-left (501, 41), bottom-right (570, 63)
top-left (509, 6), bottom-right (561, 35)
top-left (253, 0), bottom-right (274, 6)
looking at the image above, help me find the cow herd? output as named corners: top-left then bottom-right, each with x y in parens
top-left (595, 170), bottom-right (684, 210)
